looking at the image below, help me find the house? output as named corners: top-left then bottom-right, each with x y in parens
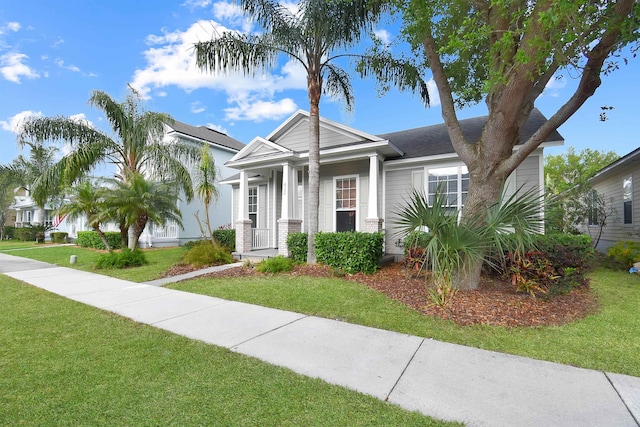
top-left (579, 146), bottom-right (640, 250)
top-left (10, 120), bottom-right (245, 247)
top-left (222, 109), bottom-right (563, 258)
top-left (135, 120), bottom-right (245, 248)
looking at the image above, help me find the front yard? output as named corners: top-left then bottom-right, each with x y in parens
top-left (3, 242), bottom-right (639, 377)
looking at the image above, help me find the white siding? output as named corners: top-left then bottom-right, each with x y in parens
top-left (275, 120), bottom-right (361, 152)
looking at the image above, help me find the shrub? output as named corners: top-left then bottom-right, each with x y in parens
top-left (504, 233), bottom-right (595, 297)
top-left (77, 231), bottom-right (122, 250)
top-left (3, 226), bottom-right (15, 239)
top-left (212, 229), bottom-right (235, 251)
top-left (182, 241), bottom-right (233, 267)
top-left (256, 256), bottom-right (294, 274)
top-left (606, 241), bottom-right (640, 268)
top-left (287, 232), bottom-right (308, 263)
top-left (50, 232), bottom-right (68, 244)
top-left (95, 249), bottom-right (148, 269)
top-left (315, 232), bottom-right (384, 274)
top-left (15, 227), bottom-right (36, 241)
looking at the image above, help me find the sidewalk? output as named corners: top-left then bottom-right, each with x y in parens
top-left (1, 252), bottom-right (638, 427)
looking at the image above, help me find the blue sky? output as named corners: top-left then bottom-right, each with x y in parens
top-left (1, 1), bottom-right (639, 174)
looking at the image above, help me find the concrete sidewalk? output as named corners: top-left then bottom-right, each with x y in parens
top-left (1, 252), bottom-right (638, 426)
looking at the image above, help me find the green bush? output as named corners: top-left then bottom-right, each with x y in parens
top-left (95, 249), bottom-right (148, 269)
top-left (256, 256), bottom-right (294, 274)
top-left (315, 232), bottom-right (384, 274)
top-left (212, 229), bottom-right (236, 251)
top-left (50, 232), bottom-right (68, 244)
top-left (77, 231), bottom-right (122, 250)
top-left (183, 241), bottom-right (233, 267)
top-left (15, 227), bottom-right (36, 241)
top-left (287, 232), bottom-right (308, 263)
top-left (606, 241), bottom-right (640, 268)
top-left (3, 226), bottom-right (15, 239)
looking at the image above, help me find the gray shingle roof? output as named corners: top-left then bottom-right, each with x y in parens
top-left (378, 108), bottom-right (563, 159)
top-left (168, 120), bottom-right (245, 152)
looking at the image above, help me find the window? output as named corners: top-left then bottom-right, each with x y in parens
top-left (335, 177), bottom-right (357, 232)
top-left (427, 166), bottom-right (469, 211)
top-left (25, 211), bottom-right (32, 223)
top-left (248, 187), bottom-right (258, 228)
top-left (623, 176), bottom-right (632, 224)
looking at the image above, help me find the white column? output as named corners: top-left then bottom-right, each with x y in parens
top-left (281, 163), bottom-right (297, 220)
top-left (367, 154), bottom-right (379, 219)
top-left (238, 170), bottom-right (248, 220)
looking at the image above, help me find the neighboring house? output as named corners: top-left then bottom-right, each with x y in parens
top-left (12, 187), bottom-right (63, 229)
top-left (136, 120), bottom-right (245, 248)
top-left (222, 109), bottom-right (563, 258)
top-left (579, 146), bottom-right (640, 250)
top-left (11, 120), bottom-right (245, 247)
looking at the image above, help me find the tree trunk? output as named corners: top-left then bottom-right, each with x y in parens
top-left (119, 217), bottom-right (129, 249)
top-left (92, 225), bottom-right (112, 252)
top-left (306, 72), bottom-right (322, 264)
top-left (129, 215), bottom-right (147, 251)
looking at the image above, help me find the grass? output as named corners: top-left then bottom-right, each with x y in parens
top-left (0, 276), bottom-right (454, 426)
top-left (170, 268), bottom-right (640, 377)
top-left (0, 240), bottom-right (41, 251)
top-left (1, 243), bottom-right (187, 282)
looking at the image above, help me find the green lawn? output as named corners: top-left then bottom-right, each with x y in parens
top-left (2, 244), bottom-right (187, 282)
top-left (170, 268), bottom-right (640, 377)
top-left (0, 276), bottom-right (453, 426)
top-left (0, 240), bottom-right (41, 251)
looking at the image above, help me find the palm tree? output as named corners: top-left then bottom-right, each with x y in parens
top-left (395, 186), bottom-right (542, 290)
top-left (6, 141), bottom-right (59, 223)
top-left (58, 180), bottom-right (112, 251)
top-left (105, 173), bottom-right (183, 250)
top-left (194, 0), bottom-right (427, 263)
top-left (17, 87), bottom-right (200, 217)
top-left (193, 145), bottom-right (220, 244)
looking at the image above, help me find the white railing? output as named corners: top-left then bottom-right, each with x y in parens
top-left (252, 228), bottom-right (270, 249)
top-left (153, 222), bottom-right (179, 239)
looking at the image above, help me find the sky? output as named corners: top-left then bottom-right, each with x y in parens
top-left (1, 1), bottom-right (639, 176)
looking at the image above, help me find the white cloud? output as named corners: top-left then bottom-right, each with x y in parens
top-left (0, 110), bottom-right (43, 133)
top-left (426, 78), bottom-right (440, 106)
top-left (182, 0), bottom-right (211, 8)
top-left (224, 96), bottom-right (297, 122)
top-left (7, 22), bottom-right (21, 32)
top-left (130, 20), bottom-right (307, 122)
top-left (69, 113), bottom-right (93, 128)
top-left (212, 1), bottom-right (253, 33)
top-left (205, 122), bottom-right (228, 134)
top-left (191, 101), bottom-right (206, 113)
top-left (55, 58), bottom-right (80, 72)
top-left (543, 75), bottom-right (567, 97)
top-left (0, 53), bottom-right (39, 83)
top-left (374, 29), bottom-right (391, 45)
top-left (52, 37), bottom-right (64, 48)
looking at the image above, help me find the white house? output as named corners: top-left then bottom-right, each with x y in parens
top-left (222, 109), bottom-right (563, 257)
top-left (11, 120), bottom-right (245, 247)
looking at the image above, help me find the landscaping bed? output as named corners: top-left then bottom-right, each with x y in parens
top-left (171, 262), bottom-right (598, 328)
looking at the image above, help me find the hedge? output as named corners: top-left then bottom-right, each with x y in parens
top-left (50, 232), bottom-right (68, 244)
top-left (315, 231), bottom-right (384, 274)
top-left (15, 227), bottom-right (36, 242)
top-left (77, 231), bottom-right (122, 250)
top-left (287, 232), bottom-right (308, 263)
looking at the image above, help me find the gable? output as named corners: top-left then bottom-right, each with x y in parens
top-left (230, 137), bottom-right (292, 162)
top-left (274, 117), bottom-right (367, 152)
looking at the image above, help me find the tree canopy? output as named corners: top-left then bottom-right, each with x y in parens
top-left (545, 147), bottom-right (620, 195)
top-left (387, 0), bottom-right (639, 289)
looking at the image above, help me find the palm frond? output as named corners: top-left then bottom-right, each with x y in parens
top-left (323, 63), bottom-right (355, 112)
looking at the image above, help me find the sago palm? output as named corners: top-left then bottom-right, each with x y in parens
top-left (194, 0), bottom-right (428, 263)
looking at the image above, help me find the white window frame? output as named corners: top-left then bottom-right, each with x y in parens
top-left (248, 186), bottom-right (258, 228)
top-left (623, 176), bottom-right (633, 225)
top-left (333, 175), bottom-right (359, 232)
top-left (426, 165), bottom-right (470, 211)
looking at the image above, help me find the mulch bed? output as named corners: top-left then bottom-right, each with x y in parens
top-left (163, 262), bottom-right (598, 327)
